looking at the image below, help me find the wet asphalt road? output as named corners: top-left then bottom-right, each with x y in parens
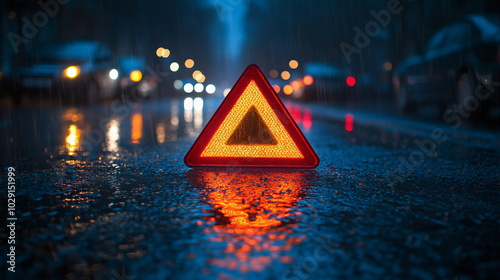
top-left (0, 95), bottom-right (499, 280)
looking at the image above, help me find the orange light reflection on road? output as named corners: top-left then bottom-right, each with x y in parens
top-left (131, 113), bottom-right (143, 144)
top-left (65, 124), bottom-right (81, 156)
top-left (192, 171), bottom-right (310, 274)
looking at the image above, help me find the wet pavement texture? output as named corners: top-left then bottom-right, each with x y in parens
top-left (0, 96), bottom-right (499, 280)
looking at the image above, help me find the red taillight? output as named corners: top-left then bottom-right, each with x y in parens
top-left (346, 76), bottom-right (356, 87)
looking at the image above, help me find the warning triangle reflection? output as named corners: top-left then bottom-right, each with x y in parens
top-left (226, 106), bottom-right (277, 145)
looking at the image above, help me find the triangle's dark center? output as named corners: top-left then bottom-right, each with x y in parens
top-left (226, 106), bottom-right (278, 145)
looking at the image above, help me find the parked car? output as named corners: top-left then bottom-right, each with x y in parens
top-left (8, 41), bottom-right (118, 105)
top-left (393, 14), bottom-right (500, 116)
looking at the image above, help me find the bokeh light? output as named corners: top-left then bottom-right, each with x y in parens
top-left (156, 47), bottom-right (164, 57)
top-left (185, 59), bottom-right (195, 68)
top-left (196, 74), bottom-right (206, 83)
top-left (194, 83), bottom-right (204, 93)
top-left (174, 79), bottom-right (183, 90)
top-left (289, 60), bottom-right (299, 69)
top-left (156, 47), bottom-right (170, 58)
top-left (130, 70), bottom-right (142, 82)
top-left (184, 83), bottom-right (194, 93)
top-left (346, 76), bottom-right (356, 87)
top-left (303, 75), bottom-right (314, 86)
top-left (170, 62), bottom-right (179, 72)
top-left (281, 71), bottom-right (290, 80)
top-left (291, 80), bottom-right (302, 91)
top-left (206, 84), bottom-right (216, 94)
top-left (384, 62), bottom-right (393, 71)
top-left (108, 69), bottom-right (118, 80)
top-left (193, 70), bottom-right (205, 82)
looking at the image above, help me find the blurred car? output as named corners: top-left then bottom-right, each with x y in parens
top-left (117, 56), bottom-right (158, 100)
top-left (8, 41), bottom-right (118, 105)
top-left (393, 14), bottom-right (500, 116)
top-left (298, 62), bottom-right (358, 102)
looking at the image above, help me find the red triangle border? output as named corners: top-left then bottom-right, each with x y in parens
top-left (184, 64), bottom-right (319, 168)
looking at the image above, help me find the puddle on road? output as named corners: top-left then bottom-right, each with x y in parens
top-left (186, 169), bottom-right (318, 278)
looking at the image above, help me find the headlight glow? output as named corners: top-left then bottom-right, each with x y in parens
top-left (64, 66), bottom-right (80, 79)
top-left (130, 70), bottom-right (142, 82)
top-left (109, 69), bottom-right (119, 80)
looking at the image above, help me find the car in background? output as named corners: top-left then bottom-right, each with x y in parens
top-left (393, 14), bottom-right (500, 117)
top-left (7, 41), bottom-right (118, 105)
top-left (296, 62), bottom-right (358, 102)
top-left (117, 56), bottom-right (158, 100)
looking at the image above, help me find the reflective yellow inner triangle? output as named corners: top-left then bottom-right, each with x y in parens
top-left (201, 80), bottom-right (304, 158)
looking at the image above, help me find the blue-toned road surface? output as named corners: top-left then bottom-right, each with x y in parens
top-left (0, 96), bottom-right (499, 279)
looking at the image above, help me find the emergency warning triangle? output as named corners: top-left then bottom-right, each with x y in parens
top-left (184, 64), bottom-right (319, 168)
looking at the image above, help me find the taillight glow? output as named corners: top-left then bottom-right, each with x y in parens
top-left (346, 76), bottom-right (356, 87)
top-left (345, 113), bottom-right (354, 131)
